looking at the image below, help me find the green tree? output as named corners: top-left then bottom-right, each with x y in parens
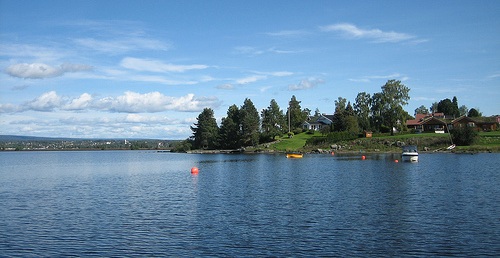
top-left (261, 99), bottom-right (286, 142)
top-left (452, 96), bottom-right (460, 117)
top-left (430, 102), bottom-right (438, 113)
top-left (287, 95), bottom-right (307, 131)
top-left (219, 104), bottom-right (242, 149)
top-left (380, 79), bottom-right (410, 135)
top-left (437, 97), bottom-right (460, 117)
top-left (451, 126), bottom-right (478, 146)
top-left (370, 92), bottom-right (386, 132)
top-left (240, 98), bottom-right (260, 146)
top-left (190, 108), bottom-right (219, 149)
top-left (459, 105), bottom-right (468, 116)
top-left (354, 92), bottom-right (371, 131)
top-left (332, 97), bottom-right (347, 131)
top-left (467, 108), bottom-right (482, 117)
top-left (414, 105), bottom-right (429, 115)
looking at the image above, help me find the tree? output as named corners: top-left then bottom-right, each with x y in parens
top-left (467, 108), bottom-right (482, 117)
top-left (379, 79), bottom-right (410, 135)
top-left (370, 92), bottom-right (386, 132)
top-left (287, 95), bottom-right (307, 131)
top-left (459, 105), bottom-right (468, 116)
top-left (261, 99), bottom-right (286, 142)
top-left (219, 104), bottom-right (242, 149)
top-left (452, 96), bottom-right (460, 117)
top-left (451, 126), bottom-right (478, 146)
top-left (332, 97), bottom-right (347, 131)
top-left (240, 98), bottom-right (260, 146)
top-left (354, 92), bottom-right (371, 131)
top-left (414, 105), bottom-right (429, 115)
top-left (190, 108), bottom-right (219, 149)
top-left (437, 97), bottom-right (459, 117)
top-left (430, 102), bottom-right (439, 114)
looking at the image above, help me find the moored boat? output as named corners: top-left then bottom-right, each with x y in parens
top-left (401, 145), bottom-right (418, 162)
top-left (286, 153), bottom-right (303, 158)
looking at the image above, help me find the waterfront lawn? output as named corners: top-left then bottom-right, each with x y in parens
top-left (271, 131), bottom-right (321, 152)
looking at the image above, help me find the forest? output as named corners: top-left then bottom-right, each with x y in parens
top-left (175, 79), bottom-right (485, 151)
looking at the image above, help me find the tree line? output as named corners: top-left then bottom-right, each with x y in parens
top-left (175, 79), bottom-right (485, 151)
top-left (414, 96), bottom-right (482, 118)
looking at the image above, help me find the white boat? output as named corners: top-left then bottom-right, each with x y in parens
top-left (401, 145), bottom-right (418, 162)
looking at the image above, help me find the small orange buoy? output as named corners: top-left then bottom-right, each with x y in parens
top-left (394, 159), bottom-right (399, 163)
top-left (361, 155), bottom-right (366, 160)
top-left (331, 151), bottom-right (335, 156)
top-left (191, 167), bottom-right (199, 174)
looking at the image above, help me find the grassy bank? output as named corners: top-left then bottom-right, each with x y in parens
top-left (260, 131), bottom-right (500, 153)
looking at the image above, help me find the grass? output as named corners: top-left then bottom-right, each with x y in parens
top-left (262, 130), bottom-right (500, 153)
top-left (269, 131), bottom-right (322, 152)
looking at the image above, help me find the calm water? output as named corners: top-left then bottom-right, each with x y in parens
top-left (1, 151), bottom-right (499, 257)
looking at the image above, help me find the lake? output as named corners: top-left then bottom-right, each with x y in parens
top-left (1, 151), bottom-right (499, 256)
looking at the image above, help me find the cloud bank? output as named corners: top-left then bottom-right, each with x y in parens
top-left (1, 91), bottom-right (221, 113)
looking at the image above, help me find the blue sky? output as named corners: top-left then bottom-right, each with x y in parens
top-left (1, 0), bottom-right (499, 139)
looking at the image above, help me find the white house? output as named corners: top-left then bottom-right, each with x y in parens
top-left (302, 114), bottom-right (333, 131)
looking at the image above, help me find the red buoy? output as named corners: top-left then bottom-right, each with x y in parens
top-left (361, 155), bottom-right (366, 160)
top-left (394, 159), bottom-right (399, 163)
top-left (331, 151), bottom-right (335, 156)
top-left (191, 167), bottom-right (199, 174)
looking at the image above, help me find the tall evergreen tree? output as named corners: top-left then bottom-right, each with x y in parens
top-left (287, 95), bottom-right (307, 131)
top-left (332, 97), bottom-right (347, 131)
top-left (261, 99), bottom-right (286, 142)
top-left (190, 108), bottom-right (219, 149)
top-left (219, 104), bottom-right (242, 149)
top-left (240, 98), bottom-right (260, 146)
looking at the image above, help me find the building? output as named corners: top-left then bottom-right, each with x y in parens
top-left (406, 113), bottom-right (448, 133)
top-left (302, 114), bottom-right (333, 131)
top-left (407, 113), bottom-right (499, 133)
top-left (450, 116), bottom-right (498, 131)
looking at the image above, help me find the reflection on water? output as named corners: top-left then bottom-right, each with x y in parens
top-left (0, 151), bottom-right (499, 256)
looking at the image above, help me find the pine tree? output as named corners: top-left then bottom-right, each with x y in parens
top-left (190, 108), bottom-right (219, 149)
top-left (219, 105), bottom-right (242, 149)
top-left (261, 99), bottom-right (286, 142)
top-left (240, 98), bottom-right (260, 146)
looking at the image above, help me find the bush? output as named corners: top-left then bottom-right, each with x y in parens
top-left (327, 131), bottom-right (359, 143)
top-left (450, 127), bottom-right (478, 146)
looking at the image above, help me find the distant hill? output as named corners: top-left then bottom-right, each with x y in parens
top-left (0, 135), bottom-right (170, 142)
top-left (0, 135), bottom-right (76, 142)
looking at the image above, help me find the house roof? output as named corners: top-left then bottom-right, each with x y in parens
top-left (407, 115), bottom-right (447, 126)
top-left (452, 115), bottom-right (497, 124)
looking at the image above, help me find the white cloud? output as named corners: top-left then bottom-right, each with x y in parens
top-left (217, 83), bottom-right (234, 90)
top-left (6, 63), bottom-right (93, 79)
top-left (349, 73), bottom-right (408, 83)
top-left (74, 37), bottom-right (170, 54)
top-left (266, 30), bottom-right (310, 37)
top-left (64, 93), bottom-right (93, 110)
top-left (321, 23), bottom-right (416, 43)
top-left (2, 91), bottom-right (221, 114)
top-left (25, 91), bottom-right (62, 111)
top-left (120, 57), bottom-right (208, 73)
top-left (236, 75), bottom-right (267, 84)
top-left (97, 91), bottom-right (220, 113)
top-left (288, 78), bottom-right (325, 91)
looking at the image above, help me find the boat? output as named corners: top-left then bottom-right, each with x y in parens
top-left (286, 153), bottom-right (303, 159)
top-left (401, 145), bottom-right (418, 162)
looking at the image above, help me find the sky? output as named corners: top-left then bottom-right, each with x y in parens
top-left (1, 0), bottom-right (499, 139)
